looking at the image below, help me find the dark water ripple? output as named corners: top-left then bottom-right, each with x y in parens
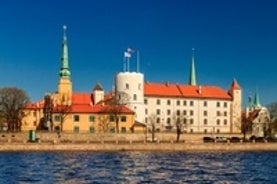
top-left (0, 151), bottom-right (276, 183)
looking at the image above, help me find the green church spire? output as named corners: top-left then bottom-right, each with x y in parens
top-left (189, 48), bottom-right (197, 86)
top-left (59, 25), bottom-right (71, 78)
top-left (253, 91), bottom-right (261, 108)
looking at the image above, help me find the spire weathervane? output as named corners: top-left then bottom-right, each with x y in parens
top-left (63, 25), bottom-right (67, 40)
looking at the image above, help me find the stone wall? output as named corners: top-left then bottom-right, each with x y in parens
top-left (1, 131), bottom-right (243, 143)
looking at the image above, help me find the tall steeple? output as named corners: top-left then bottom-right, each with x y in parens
top-left (59, 25), bottom-right (71, 78)
top-left (189, 48), bottom-right (197, 86)
top-left (58, 25), bottom-right (72, 104)
top-left (253, 91), bottom-right (261, 109)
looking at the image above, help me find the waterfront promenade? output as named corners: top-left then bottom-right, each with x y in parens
top-left (1, 132), bottom-right (277, 152)
top-left (1, 141), bottom-right (277, 152)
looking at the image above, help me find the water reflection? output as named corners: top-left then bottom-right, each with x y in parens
top-left (0, 151), bottom-right (276, 183)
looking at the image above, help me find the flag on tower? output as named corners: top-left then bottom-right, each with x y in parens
top-left (127, 48), bottom-right (135, 53)
top-left (124, 51), bottom-right (131, 58)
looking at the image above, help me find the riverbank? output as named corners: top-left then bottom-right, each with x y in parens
top-left (1, 142), bottom-right (277, 152)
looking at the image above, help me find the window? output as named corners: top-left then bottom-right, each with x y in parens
top-left (176, 100), bottom-right (180, 106)
top-left (190, 110), bottom-right (194, 116)
top-left (167, 118), bottom-right (171, 124)
top-left (183, 110), bottom-right (187, 116)
top-left (167, 109), bottom-right (171, 115)
top-left (138, 83), bottom-right (142, 90)
top-left (157, 118), bottom-right (160, 123)
top-left (217, 129), bottom-right (220, 133)
top-left (216, 102), bottom-right (220, 107)
top-left (190, 119), bottom-right (194, 125)
top-left (204, 101), bottom-right (207, 107)
top-left (89, 115), bottom-right (95, 122)
top-left (73, 126), bottom-right (79, 133)
top-left (183, 100), bottom-right (187, 106)
top-left (217, 119), bottom-right (220, 125)
top-left (144, 99), bottom-right (148, 104)
top-left (73, 115), bottom-right (79, 122)
top-left (203, 111), bottom-right (208, 116)
top-left (184, 118), bottom-right (187, 124)
top-left (167, 100), bottom-right (171, 105)
top-left (54, 115), bottom-right (61, 122)
top-left (156, 99), bottom-right (161, 105)
top-left (204, 119), bottom-right (208, 125)
top-left (110, 127), bottom-right (115, 133)
top-left (156, 109), bottom-right (160, 115)
top-left (133, 94), bottom-right (137, 100)
top-left (176, 110), bottom-right (180, 116)
top-left (89, 126), bottom-right (95, 133)
top-left (190, 129), bottom-right (193, 133)
top-left (125, 83), bottom-right (129, 89)
top-left (110, 115), bottom-right (115, 122)
top-left (204, 129), bottom-right (207, 134)
top-left (145, 109), bottom-right (148, 115)
top-left (33, 111), bottom-right (36, 116)
top-left (224, 111), bottom-right (227, 117)
top-left (145, 118), bottom-right (148, 123)
top-left (121, 116), bottom-right (127, 122)
top-left (224, 102), bottom-right (227, 108)
top-left (190, 101), bottom-right (194, 106)
top-left (121, 127), bottom-right (126, 133)
top-left (224, 119), bottom-right (228, 125)
top-left (217, 111), bottom-right (221, 116)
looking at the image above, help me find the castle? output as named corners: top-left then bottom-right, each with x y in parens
top-left (22, 26), bottom-right (242, 134)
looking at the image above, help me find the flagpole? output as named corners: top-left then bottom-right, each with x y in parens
top-left (123, 54), bottom-right (126, 72)
top-left (127, 57), bottom-right (129, 72)
top-left (137, 50), bottom-right (140, 73)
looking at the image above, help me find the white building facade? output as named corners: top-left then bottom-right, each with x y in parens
top-left (115, 53), bottom-right (242, 134)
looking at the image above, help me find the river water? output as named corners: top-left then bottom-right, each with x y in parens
top-left (0, 151), bottom-right (276, 184)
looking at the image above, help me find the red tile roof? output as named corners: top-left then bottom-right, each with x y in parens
top-left (25, 92), bottom-right (133, 114)
top-left (144, 82), bottom-right (232, 100)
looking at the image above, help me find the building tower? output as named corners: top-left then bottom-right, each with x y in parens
top-left (93, 82), bottom-right (104, 105)
top-left (58, 25), bottom-right (72, 104)
top-left (115, 72), bottom-right (145, 124)
top-left (189, 49), bottom-right (197, 86)
top-left (228, 79), bottom-right (242, 133)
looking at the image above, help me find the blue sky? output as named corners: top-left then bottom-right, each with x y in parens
top-left (0, 0), bottom-right (276, 106)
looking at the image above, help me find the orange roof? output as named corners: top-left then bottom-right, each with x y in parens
top-left (72, 93), bottom-right (92, 105)
top-left (144, 82), bottom-right (232, 100)
top-left (144, 83), bottom-right (182, 97)
top-left (25, 92), bottom-right (133, 114)
top-left (24, 99), bottom-right (44, 109)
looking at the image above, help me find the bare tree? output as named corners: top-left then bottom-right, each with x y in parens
top-left (148, 114), bottom-right (157, 142)
top-left (106, 91), bottom-right (130, 133)
top-left (51, 95), bottom-right (72, 132)
top-left (241, 115), bottom-right (252, 141)
top-left (98, 114), bottom-right (111, 133)
top-left (0, 87), bottom-right (30, 132)
top-left (53, 103), bottom-right (71, 132)
top-left (173, 112), bottom-right (187, 142)
top-left (37, 94), bottom-right (54, 131)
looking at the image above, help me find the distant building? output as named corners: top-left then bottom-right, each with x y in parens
top-left (244, 92), bottom-right (270, 137)
top-left (115, 51), bottom-right (242, 134)
top-left (22, 26), bottom-right (136, 133)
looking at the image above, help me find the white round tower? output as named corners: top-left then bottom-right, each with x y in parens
top-left (115, 72), bottom-right (145, 123)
